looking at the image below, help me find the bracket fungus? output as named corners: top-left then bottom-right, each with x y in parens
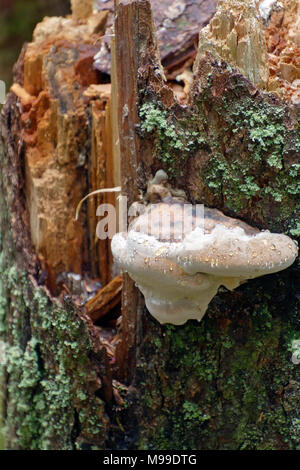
top-left (112, 201), bottom-right (298, 325)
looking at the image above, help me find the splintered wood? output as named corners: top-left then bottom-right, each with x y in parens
top-left (196, 0), bottom-right (300, 102)
top-left (71, 0), bottom-right (94, 20)
top-left (86, 84), bottom-right (115, 286)
top-left (196, 0), bottom-right (270, 89)
top-left (264, 0), bottom-right (300, 103)
top-left (85, 274), bottom-right (123, 321)
top-left (11, 11), bottom-right (114, 292)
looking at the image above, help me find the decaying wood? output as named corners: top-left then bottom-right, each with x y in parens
top-left (1, 75), bottom-right (112, 452)
top-left (11, 11), bottom-right (115, 291)
top-left (10, 0), bottom-right (216, 295)
top-left (195, 0), bottom-right (300, 102)
top-left (195, 0), bottom-right (269, 89)
top-left (113, 0), bottom-right (146, 382)
top-left (265, 0), bottom-right (300, 103)
top-left (85, 274), bottom-right (122, 322)
top-left (71, 0), bottom-right (94, 20)
top-left (86, 84), bottom-right (115, 285)
top-left (10, 83), bottom-right (34, 107)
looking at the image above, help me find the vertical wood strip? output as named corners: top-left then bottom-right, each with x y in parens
top-left (114, 0), bottom-right (165, 382)
top-left (113, 0), bottom-right (158, 382)
top-left (114, 0), bottom-right (141, 382)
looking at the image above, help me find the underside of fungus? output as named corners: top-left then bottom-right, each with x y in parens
top-left (112, 201), bottom-right (298, 325)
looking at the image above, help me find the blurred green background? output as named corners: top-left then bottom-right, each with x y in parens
top-left (0, 0), bottom-right (71, 88)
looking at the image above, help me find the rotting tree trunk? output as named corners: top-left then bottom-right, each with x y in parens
top-left (0, 0), bottom-right (299, 450)
top-left (0, 91), bottom-right (112, 451)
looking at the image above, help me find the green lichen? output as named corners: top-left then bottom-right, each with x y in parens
top-left (182, 401), bottom-right (210, 428)
top-left (188, 76), bottom-right (300, 224)
top-left (139, 102), bottom-right (203, 177)
top-left (139, 80), bottom-right (300, 233)
top-left (289, 222), bottom-right (300, 238)
top-left (0, 254), bottom-right (107, 450)
top-left (231, 104), bottom-right (285, 164)
top-left (136, 273), bottom-right (300, 450)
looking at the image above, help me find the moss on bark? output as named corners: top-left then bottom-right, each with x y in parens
top-left (138, 55), bottom-right (300, 237)
top-left (131, 272), bottom-right (300, 450)
top-left (119, 51), bottom-right (300, 451)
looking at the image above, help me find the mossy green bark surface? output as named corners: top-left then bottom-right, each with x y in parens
top-left (138, 55), bottom-right (300, 236)
top-left (0, 260), bottom-right (108, 450)
top-left (111, 53), bottom-right (300, 450)
top-left (130, 274), bottom-right (300, 450)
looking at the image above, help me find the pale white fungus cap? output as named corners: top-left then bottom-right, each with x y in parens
top-left (111, 202), bottom-right (298, 325)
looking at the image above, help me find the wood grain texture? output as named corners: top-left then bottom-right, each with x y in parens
top-left (85, 274), bottom-right (122, 321)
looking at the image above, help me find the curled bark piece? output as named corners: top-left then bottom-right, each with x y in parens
top-left (85, 275), bottom-right (123, 322)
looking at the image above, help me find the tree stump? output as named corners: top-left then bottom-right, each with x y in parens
top-left (0, 0), bottom-right (299, 450)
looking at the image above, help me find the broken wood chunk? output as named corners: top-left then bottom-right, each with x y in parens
top-left (71, 0), bottom-right (94, 20)
top-left (83, 83), bottom-right (111, 99)
top-left (10, 83), bottom-right (35, 107)
top-left (88, 90), bottom-right (115, 286)
top-left (87, 11), bottom-right (110, 34)
top-left (264, 0), bottom-right (300, 101)
top-left (20, 11), bottom-right (115, 292)
top-left (195, 0), bottom-right (269, 89)
top-left (85, 274), bottom-right (123, 322)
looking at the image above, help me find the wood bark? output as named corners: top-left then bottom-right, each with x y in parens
top-left (112, 0), bottom-right (300, 450)
top-left (85, 275), bottom-right (122, 322)
top-left (0, 0), bottom-right (299, 450)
